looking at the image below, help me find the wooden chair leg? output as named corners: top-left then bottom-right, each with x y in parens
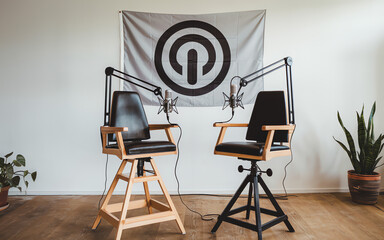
top-left (93, 158), bottom-right (185, 238)
top-left (92, 159), bottom-right (129, 230)
top-left (149, 159), bottom-right (186, 234)
top-left (115, 160), bottom-right (138, 240)
top-left (143, 168), bottom-right (153, 214)
top-left (115, 227), bottom-right (123, 240)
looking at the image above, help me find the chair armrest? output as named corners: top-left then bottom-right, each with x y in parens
top-left (100, 126), bottom-right (128, 133)
top-left (262, 124), bottom-right (295, 131)
top-left (148, 124), bottom-right (177, 144)
top-left (213, 123), bottom-right (248, 127)
top-left (149, 124), bottom-right (178, 130)
top-left (213, 123), bottom-right (248, 146)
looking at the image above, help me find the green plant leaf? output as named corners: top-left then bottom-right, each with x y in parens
top-left (11, 176), bottom-right (20, 186)
top-left (6, 165), bottom-right (14, 179)
top-left (369, 135), bottom-right (384, 173)
top-left (0, 157), bottom-right (4, 165)
top-left (13, 160), bottom-right (22, 167)
top-left (17, 187), bottom-right (22, 191)
top-left (16, 154), bottom-right (25, 167)
top-left (23, 170), bottom-right (28, 177)
top-left (334, 137), bottom-right (351, 156)
top-left (374, 156), bottom-right (383, 169)
top-left (5, 152), bottom-right (13, 158)
top-left (337, 111), bottom-right (359, 171)
top-left (31, 171), bottom-right (37, 181)
top-left (334, 137), bottom-right (360, 172)
top-left (357, 111), bottom-right (367, 154)
top-left (25, 181), bottom-right (29, 188)
top-left (379, 142), bottom-right (384, 154)
top-left (367, 102), bottom-right (376, 139)
top-left (364, 143), bottom-right (375, 174)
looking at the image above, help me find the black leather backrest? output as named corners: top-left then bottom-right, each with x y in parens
top-left (246, 91), bottom-right (288, 143)
top-left (108, 91), bottom-right (150, 142)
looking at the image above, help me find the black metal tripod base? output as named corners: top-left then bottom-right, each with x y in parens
top-left (211, 165), bottom-right (294, 239)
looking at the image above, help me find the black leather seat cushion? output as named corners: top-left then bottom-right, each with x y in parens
top-left (106, 141), bottom-right (176, 155)
top-left (215, 142), bottom-right (289, 156)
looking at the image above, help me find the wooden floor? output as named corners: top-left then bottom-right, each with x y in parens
top-left (1, 193), bottom-right (384, 240)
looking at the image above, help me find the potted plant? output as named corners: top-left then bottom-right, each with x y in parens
top-left (334, 102), bottom-right (384, 204)
top-left (0, 152), bottom-right (37, 211)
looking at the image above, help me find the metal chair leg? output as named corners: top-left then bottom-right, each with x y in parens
top-left (245, 180), bottom-right (253, 219)
top-left (253, 175), bottom-right (263, 239)
top-left (211, 175), bottom-right (251, 233)
top-left (258, 176), bottom-right (295, 232)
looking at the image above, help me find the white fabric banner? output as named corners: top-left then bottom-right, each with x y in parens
top-left (121, 10), bottom-right (265, 106)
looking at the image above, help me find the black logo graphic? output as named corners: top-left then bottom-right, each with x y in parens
top-left (155, 20), bottom-right (231, 96)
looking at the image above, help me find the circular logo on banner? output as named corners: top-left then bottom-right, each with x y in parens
top-left (154, 20), bottom-right (231, 96)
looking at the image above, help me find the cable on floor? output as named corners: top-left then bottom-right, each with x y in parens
top-left (167, 116), bottom-right (220, 221)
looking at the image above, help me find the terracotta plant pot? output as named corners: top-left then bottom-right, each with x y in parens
top-left (348, 170), bottom-right (381, 204)
top-left (0, 186), bottom-right (10, 208)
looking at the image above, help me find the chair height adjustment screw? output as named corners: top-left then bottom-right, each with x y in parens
top-left (266, 168), bottom-right (273, 177)
top-left (238, 165), bottom-right (250, 173)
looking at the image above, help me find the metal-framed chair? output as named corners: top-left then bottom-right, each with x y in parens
top-left (211, 91), bottom-right (295, 239)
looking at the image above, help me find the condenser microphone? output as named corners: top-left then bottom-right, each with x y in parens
top-left (222, 83), bottom-right (244, 110)
top-left (230, 83), bottom-right (237, 109)
top-left (158, 89), bottom-right (178, 115)
top-left (164, 89), bottom-right (172, 113)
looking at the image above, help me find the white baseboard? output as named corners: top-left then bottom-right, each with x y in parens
top-left (8, 187), bottom-right (357, 196)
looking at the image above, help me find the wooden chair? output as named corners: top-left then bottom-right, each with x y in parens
top-left (211, 91), bottom-right (295, 239)
top-left (92, 91), bottom-right (185, 240)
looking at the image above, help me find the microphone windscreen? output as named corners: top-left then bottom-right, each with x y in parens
top-left (230, 84), bottom-right (237, 96)
top-left (165, 89), bottom-right (172, 99)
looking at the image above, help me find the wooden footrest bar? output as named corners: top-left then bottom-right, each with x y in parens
top-left (105, 200), bottom-right (148, 213)
top-left (105, 199), bottom-right (170, 213)
top-left (133, 175), bottom-right (159, 183)
top-left (123, 211), bottom-right (176, 229)
top-left (117, 173), bottom-right (159, 183)
top-left (100, 209), bottom-right (119, 228)
top-left (150, 199), bottom-right (170, 211)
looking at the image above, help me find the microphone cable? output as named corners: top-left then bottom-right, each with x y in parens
top-left (166, 116), bottom-right (220, 221)
top-left (98, 154), bottom-right (109, 210)
top-left (258, 126), bottom-right (297, 200)
top-left (216, 109), bottom-right (235, 124)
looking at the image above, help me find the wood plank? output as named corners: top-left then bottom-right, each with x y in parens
top-left (133, 175), bottom-right (159, 183)
top-left (100, 126), bottom-right (128, 133)
top-left (100, 209), bottom-right (119, 228)
top-left (262, 124), bottom-right (295, 131)
top-left (150, 199), bottom-right (171, 211)
top-left (116, 173), bottom-right (130, 182)
top-left (105, 200), bottom-right (148, 213)
top-left (123, 211), bottom-right (176, 229)
top-left (2, 194), bottom-right (384, 240)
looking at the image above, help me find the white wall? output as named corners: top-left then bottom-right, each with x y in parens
top-left (1, 0), bottom-right (384, 195)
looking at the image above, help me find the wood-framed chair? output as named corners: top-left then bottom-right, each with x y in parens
top-left (92, 91), bottom-right (185, 240)
top-left (211, 91), bottom-right (295, 239)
